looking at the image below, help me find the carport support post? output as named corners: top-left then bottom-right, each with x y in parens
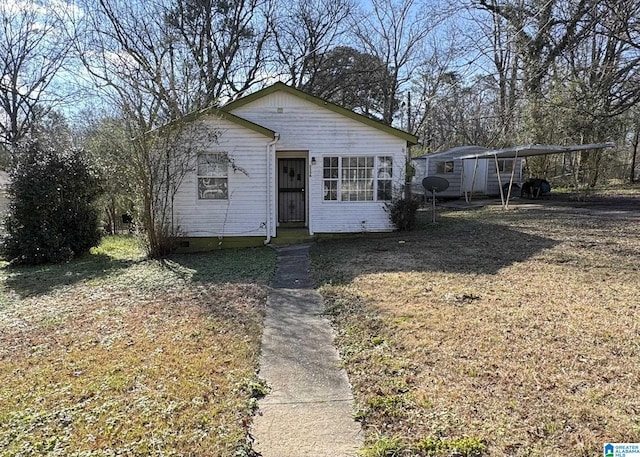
top-left (464, 158), bottom-right (480, 204)
top-left (494, 154), bottom-right (505, 208)
top-left (504, 151), bottom-right (519, 210)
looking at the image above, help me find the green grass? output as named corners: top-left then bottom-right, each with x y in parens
top-left (0, 235), bottom-right (277, 456)
top-left (312, 196), bottom-right (640, 457)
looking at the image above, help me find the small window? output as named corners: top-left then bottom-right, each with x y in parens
top-left (436, 161), bottom-right (454, 174)
top-left (497, 159), bottom-right (514, 173)
top-left (198, 152), bottom-right (228, 199)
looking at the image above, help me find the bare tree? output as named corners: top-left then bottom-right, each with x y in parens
top-left (165, 0), bottom-right (273, 105)
top-left (546, 0), bottom-right (640, 185)
top-left (353, 0), bottom-right (442, 125)
top-left (0, 0), bottom-right (75, 157)
top-left (474, 0), bottom-right (599, 144)
top-left (76, 0), bottom-right (217, 256)
top-left (270, 0), bottom-right (354, 89)
top-left (461, 1), bottom-right (521, 144)
top-left (301, 46), bottom-right (394, 119)
top-left (409, 31), bottom-right (464, 149)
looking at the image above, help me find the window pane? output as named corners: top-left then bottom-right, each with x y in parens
top-left (324, 157), bottom-right (338, 168)
top-left (198, 153), bottom-right (227, 176)
top-left (198, 178), bottom-right (228, 199)
top-left (378, 156), bottom-right (392, 179)
top-left (340, 155), bottom-right (375, 201)
top-left (378, 180), bottom-right (392, 201)
top-left (436, 161), bottom-right (454, 174)
top-left (323, 156), bottom-right (339, 179)
top-left (323, 180), bottom-right (337, 200)
top-left (499, 159), bottom-right (514, 173)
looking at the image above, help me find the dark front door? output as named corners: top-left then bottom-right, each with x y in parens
top-left (278, 158), bottom-right (305, 223)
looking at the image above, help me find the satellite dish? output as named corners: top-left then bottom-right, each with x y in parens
top-left (422, 176), bottom-right (450, 193)
top-left (421, 176), bottom-right (449, 223)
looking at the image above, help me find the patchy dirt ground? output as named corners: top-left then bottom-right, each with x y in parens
top-left (312, 195), bottom-right (640, 457)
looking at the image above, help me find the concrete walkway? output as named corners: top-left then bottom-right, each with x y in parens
top-left (251, 244), bottom-right (363, 457)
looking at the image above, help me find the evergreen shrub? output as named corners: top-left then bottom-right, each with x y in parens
top-left (386, 197), bottom-right (421, 231)
top-left (2, 141), bottom-right (102, 264)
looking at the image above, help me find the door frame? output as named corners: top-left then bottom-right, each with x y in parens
top-left (275, 151), bottom-right (308, 227)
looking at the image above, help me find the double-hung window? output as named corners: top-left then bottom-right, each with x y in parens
top-left (323, 156), bottom-right (393, 202)
top-left (197, 152), bottom-right (228, 200)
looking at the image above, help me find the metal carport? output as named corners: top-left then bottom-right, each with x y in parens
top-left (456, 143), bottom-right (616, 209)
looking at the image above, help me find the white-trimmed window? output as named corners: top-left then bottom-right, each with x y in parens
top-left (497, 159), bottom-right (514, 173)
top-left (197, 152), bottom-right (228, 199)
top-left (323, 156), bottom-right (393, 202)
top-left (436, 161), bottom-right (454, 174)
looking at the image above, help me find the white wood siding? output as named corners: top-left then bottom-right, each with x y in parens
top-left (231, 92), bottom-right (407, 233)
top-left (172, 116), bottom-right (271, 237)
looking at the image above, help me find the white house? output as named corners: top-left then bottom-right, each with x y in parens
top-left (170, 82), bottom-right (417, 249)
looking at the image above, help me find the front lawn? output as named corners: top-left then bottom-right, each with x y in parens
top-left (312, 199), bottom-right (640, 457)
top-left (0, 236), bottom-right (276, 456)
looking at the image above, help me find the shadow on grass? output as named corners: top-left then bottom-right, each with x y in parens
top-left (1, 254), bottom-right (136, 299)
top-left (160, 247), bottom-right (277, 285)
top-left (1, 245), bottom-right (277, 301)
top-left (311, 210), bottom-right (560, 285)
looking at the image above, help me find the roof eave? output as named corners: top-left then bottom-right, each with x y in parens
top-left (146, 107), bottom-right (276, 139)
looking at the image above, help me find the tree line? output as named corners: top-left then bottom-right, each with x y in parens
top-left (1, 0), bottom-right (639, 259)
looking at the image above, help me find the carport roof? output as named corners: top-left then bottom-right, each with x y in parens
top-left (456, 142), bottom-right (616, 159)
top-left (413, 142), bottom-right (615, 161)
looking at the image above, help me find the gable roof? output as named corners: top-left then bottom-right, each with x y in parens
top-left (184, 107), bottom-right (277, 139)
top-left (149, 107), bottom-right (276, 139)
top-left (222, 82), bottom-right (418, 145)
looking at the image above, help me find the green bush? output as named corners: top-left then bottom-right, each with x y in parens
top-left (2, 141), bottom-right (102, 264)
top-left (386, 197), bottom-right (421, 231)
